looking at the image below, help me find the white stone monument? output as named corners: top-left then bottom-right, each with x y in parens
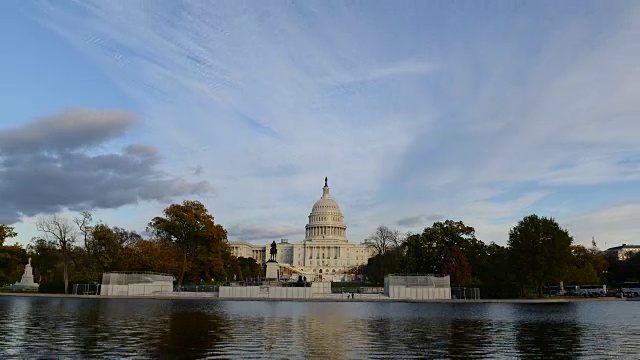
top-left (265, 261), bottom-right (279, 279)
top-left (12, 258), bottom-right (39, 291)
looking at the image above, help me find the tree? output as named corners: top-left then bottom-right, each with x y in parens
top-left (402, 220), bottom-right (484, 276)
top-left (0, 244), bottom-right (27, 285)
top-left (0, 224), bottom-right (18, 246)
top-left (90, 224), bottom-right (122, 272)
top-left (148, 200), bottom-right (229, 287)
top-left (74, 211), bottom-right (93, 253)
top-left (121, 239), bottom-right (181, 275)
top-left (238, 257), bottom-right (261, 280)
top-left (443, 247), bottom-right (472, 285)
top-left (112, 227), bottom-right (142, 249)
top-left (366, 226), bottom-right (402, 257)
top-left (36, 215), bottom-right (77, 294)
top-left (565, 243), bottom-right (608, 285)
top-left (474, 242), bottom-right (520, 299)
top-left (365, 226), bottom-right (403, 283)
top-left (508, 214), bottom-right (573, 297)
top-left (27, 238), bottom-right (62, 286)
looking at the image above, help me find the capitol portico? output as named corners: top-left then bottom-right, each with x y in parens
top-left (230, 178), bottom-right (375, 281)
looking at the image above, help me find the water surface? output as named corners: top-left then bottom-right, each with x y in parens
top-left (0, 297), bottom-right (638, 359)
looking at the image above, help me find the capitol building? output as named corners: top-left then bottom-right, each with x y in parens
top-left (230, 178), bottom-right (375, 282)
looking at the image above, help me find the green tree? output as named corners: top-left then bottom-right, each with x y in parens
top-left (27, 238), bottom-right (63, 290)
top-left (0, 244), bottom-right (27, 285)
top-left (564, 243), bottom-right (608, 285)
top-left (0, 224), bottom-right (18, 246)
top-left (365, 252), bottom-right (403, 285)
top-left (85, 224), bottom-right (122, 277)
top-left (0, 224), bottom-right (25, 285)
top-left (238, 257), bottom-right (261, 280)
top-left (402, 220), bottom-right (484, 276)
top-left (474, 242), bottom-right (520, 298)
top-left (508, 214), bottom-right (573, 297)
top-left (148, 200), bottom-right (229, 287)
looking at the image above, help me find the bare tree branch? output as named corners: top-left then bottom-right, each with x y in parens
top-left (73, 211), bottom-right (93, 253)
top-left (366, 225), bottom-right (401, 256)
top-left (36, 214), bottom-right (78, 294)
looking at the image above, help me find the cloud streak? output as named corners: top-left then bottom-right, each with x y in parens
top-left (12, 2), bottom-right (640, 247)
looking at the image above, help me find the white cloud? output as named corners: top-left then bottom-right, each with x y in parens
top-left (562, 203), bottom-right (640, 248)
top-left (323, 59), bottom-right (436, 85)
top-left (12, 2), bottom-right (639, 248)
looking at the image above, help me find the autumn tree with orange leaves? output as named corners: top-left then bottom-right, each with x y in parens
top-left (148, 200), bottom-right (230, 287)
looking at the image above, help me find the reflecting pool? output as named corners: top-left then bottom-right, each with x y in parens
top-left (0, 297), bottom-right (638, 359)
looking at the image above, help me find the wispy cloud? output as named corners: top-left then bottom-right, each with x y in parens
top-left (395, 214), bottom-right (444, 228)
top-left (227, 224), bottom-right (302, 242)
top-left (563, 202), bottom-right (640, 248)
top-left (324, 59), bottom-right (435, 85)
top-left (10, 1), bottom-right (639, 247)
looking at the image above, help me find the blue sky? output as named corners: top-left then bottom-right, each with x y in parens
top-left (1, 1), bottom-right (639, 249)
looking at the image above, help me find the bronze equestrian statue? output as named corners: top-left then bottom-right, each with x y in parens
top-left (269, 240), bottom-right (277, 262)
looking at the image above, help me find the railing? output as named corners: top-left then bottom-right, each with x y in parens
top-left (72, 283), bottom-right (101, 295)
top-left (385, 274), bottom-right (450, 288)
top-left (101, 272), bottom-right (174, 286)
top-left (451, 287), bottom-right (481, 300)
top-left (175, 285), bottom-right (218, 293)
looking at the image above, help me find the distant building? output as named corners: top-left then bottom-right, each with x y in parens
top-left (229, 179), bottom-right (375, 282)
top-left (603, 244), bottom-right (640, 260)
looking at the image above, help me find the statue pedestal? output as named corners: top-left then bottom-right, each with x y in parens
top-left (265, 261), bottom-right (279, 279)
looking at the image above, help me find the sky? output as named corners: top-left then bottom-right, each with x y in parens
top-left (1, 1), bottom-right (639, 249)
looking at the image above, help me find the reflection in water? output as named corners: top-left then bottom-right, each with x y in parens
top-left (514, 304), bottom-right (581, 359)
top-left (1, 297), bottom-right (640, 358)
top-left (447, 319), bottom-right (493, 358)
top-left (516, 321), bottom-right (582, 359)
top-left (151, 304), bottom-right (227, 359)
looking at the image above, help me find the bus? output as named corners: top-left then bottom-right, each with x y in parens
top-left (542, 284), bottom-right (606, 296)
top-left (608, 282), bottom-right (640, 297)
top-left (576, 285), bottom-right (606, 296)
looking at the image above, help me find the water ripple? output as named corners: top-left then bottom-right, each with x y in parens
top-left (0, 297), bottom-right (638, 359)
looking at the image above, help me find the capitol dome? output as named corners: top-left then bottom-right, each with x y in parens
top-left (305, 178), bottom-right (347, 242)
